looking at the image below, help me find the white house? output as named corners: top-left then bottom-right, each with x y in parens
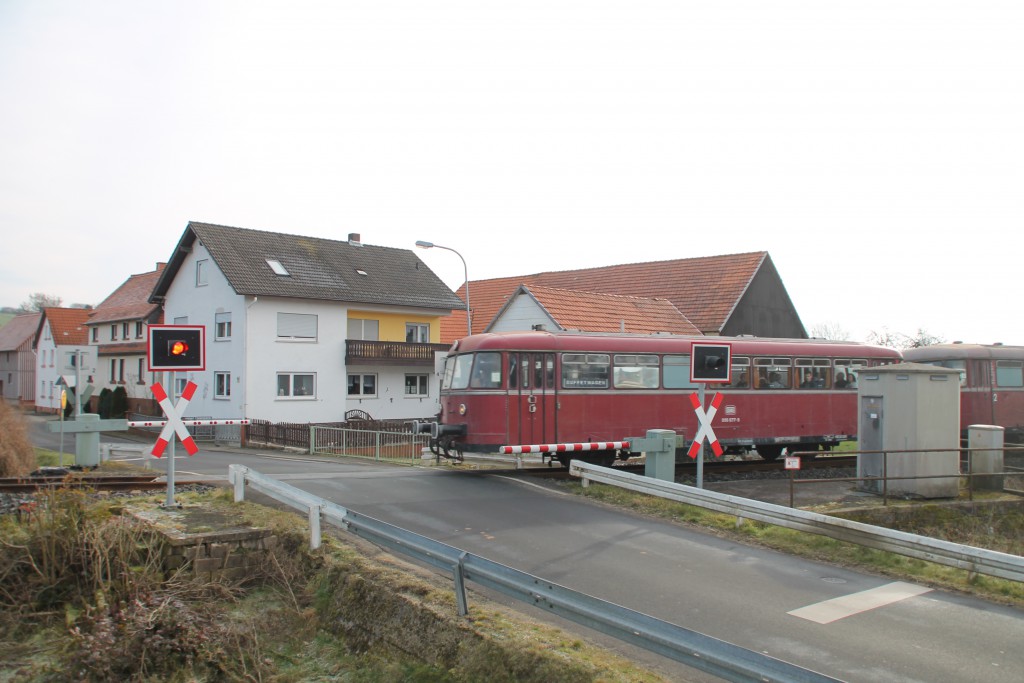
top-left (33, 308), bottom-right (96, 414)
top-left (149, 222), bottom-right (464, 424)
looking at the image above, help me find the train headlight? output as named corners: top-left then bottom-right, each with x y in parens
top-left (458, 403), bottom-right (467, 416)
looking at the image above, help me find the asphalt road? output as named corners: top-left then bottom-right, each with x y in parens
top-left (27, 415), bottom-right (1024, 683)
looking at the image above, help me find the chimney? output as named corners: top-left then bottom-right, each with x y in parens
top-left (348, 233), bottom-right (362, 246)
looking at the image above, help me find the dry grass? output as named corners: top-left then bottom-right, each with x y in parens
top-left (0, 402), bottom-right (35, 476)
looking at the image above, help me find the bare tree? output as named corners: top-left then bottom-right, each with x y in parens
top-left (867, 327), bottom-right (945, 350)
top-left (18, 292), bottom-right (63, 312)
top-left (809, 321), bottom-right (852, 341)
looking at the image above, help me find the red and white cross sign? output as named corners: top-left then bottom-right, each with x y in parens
top-left (688, 391), bottom-right (724, 459)
top-left (150, 381), bottom-right (199, 457)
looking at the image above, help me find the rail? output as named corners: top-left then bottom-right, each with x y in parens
top-left (227, 464), bottom-right (838, 683)
top-left (569, 461), bottom-right (1024, 583)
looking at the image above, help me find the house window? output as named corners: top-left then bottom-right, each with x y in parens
top-left (175, 377), bottom-right (187, 399)
top-left (122, 322), bottom-right (130, 339)
top-left (137, 358), bottom-right (146, 384)
top-left (174, 316), bottom-right (188, 324)
top-left (119, 359), bottom-right (125, 383)
top-left (406, 323), bottom-right (429, 343)
top-left (405, 374), bottom-right (428, 397)
top-left (111, 324), bottom-right (118, 340)
top-left (67, 351), bottom-right (77, 368)
top-left (215, 312), bottom-right (232, 340)
top-left (135, 321), bottom-right (144, 339)
top-left (277, 313), bottom-right (317, 340)
top-left (196, 259), bottom-right (208, 286)
top-left (347, 373), bottom-right (377, 397)
top-left (347, 318), bottom-right (379, 341)
top-left (91, 327), bottom-right (98, 342)
top-left (215, 372), bottom-right (231, 398)
top-left (266, 259), bottom-right (290, 276)
top-left (277, 372), bottom-right (316, 398)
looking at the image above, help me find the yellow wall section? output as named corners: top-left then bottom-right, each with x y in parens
top-left (348, 311), bottom-right (443, 343)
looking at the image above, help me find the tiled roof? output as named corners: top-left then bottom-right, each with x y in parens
top-left (517, 285), bottom-right (702, 335)
top-left (151, 222), bottom-right (465, 312)
top-left (440, 252), bottom-right (767, 343)
top-left (0, 313), bottom-right (42, 351)
top-left (88, 265), bottom-right (165, 324)
top-left (38, 308), bottom-right (91, 346)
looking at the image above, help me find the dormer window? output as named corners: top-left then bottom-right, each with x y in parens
top-left (267, 259), bottom-right (290, 276)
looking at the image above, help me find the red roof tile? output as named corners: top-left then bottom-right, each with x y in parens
top-left (517, 285), bottom-right (701, 335)
top-left (39, 308), bottom-right (91, 346)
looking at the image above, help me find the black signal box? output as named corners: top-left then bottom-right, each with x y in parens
top-left (148, 325), bottom-right (206, 372)
top-left (690, 343), bottom-right (732, 383)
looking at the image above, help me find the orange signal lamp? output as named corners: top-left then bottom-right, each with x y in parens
top-left (170, 341), bottom-right (189, 356)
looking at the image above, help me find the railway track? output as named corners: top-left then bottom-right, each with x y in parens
top-left (518, 455), bottom-right (858, 480)
top-left (0, 474), bottom-right (212, 494)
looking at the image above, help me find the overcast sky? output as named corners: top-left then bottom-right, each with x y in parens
top-left (2, 1), bottom-right (1021, 345)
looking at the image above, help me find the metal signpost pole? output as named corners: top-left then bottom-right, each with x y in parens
top-left (164, 370), bottom-right (177, 508)
top-left (59, 389), bottom-right (65, 467)
top-left (696, 382), bottom-right (705, 489)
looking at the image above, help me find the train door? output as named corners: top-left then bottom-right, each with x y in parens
top-left (511, 352), bottom-right (557, 446)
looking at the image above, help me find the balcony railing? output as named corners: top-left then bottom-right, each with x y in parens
top-left (345, 339), bottom-right (450, 366)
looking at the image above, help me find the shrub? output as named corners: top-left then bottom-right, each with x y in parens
top-left (110, 386), bottom-right (128, 419)
top-left (0, 401), bottom-right (34, 476)
top-left (97, 388), bottom-right (112, 419)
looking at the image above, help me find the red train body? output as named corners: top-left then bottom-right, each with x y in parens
top-left (902, 343), bottom-right (1024, 440)
top-left (420, 331), bottom-right (901, 465)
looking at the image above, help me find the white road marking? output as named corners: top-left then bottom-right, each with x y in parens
top-left (492, 475), bottom-right (571, 495)
top-left (788, 581), bottom-right (933, 624)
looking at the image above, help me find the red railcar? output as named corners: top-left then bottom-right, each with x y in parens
top-left (901, 343), bottom-right (1024, 441)
top-left (418, 331), bottom-right (901, 466)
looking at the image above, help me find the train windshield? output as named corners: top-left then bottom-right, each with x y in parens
top-left (996, 360), bottom-right (1024, 387)
top-left (919, 359), bottom-right (967, 386)
top-left (443, 352), bottom-right (502, 390)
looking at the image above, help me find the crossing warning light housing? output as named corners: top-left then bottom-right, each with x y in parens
top-left (148, 325), bottom-right (206, 371)
top-left (690, 342), bottom-right (732, 383)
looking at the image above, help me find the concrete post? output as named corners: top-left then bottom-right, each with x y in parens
top-left (639, 429), bottom-right (678, 482)
top-left (74, 413), bottom-right (101, 467)
top-left (968, 424), bottom-right (1004, 491)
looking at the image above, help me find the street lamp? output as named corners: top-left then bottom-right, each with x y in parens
top-left (416, 240), bottom-right (472, 336)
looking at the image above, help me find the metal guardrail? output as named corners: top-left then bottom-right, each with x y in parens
top-left (570, 461), bottom-right (1024, 583)
top-left (227, 464), bottom-right (839, 683)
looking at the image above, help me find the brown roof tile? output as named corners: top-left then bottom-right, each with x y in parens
top-left (88, 265), bottom-right (165, 324)
top-left (0, 313), bottom-right (42, 351)
top-left (440, 252), bottom-right (767, 343)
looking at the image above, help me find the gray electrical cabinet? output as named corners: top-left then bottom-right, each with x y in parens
top-left (856, 362), bottom-right (961, 498)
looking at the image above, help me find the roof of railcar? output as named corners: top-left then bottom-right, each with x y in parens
top-left (903, 343), bottom-right (1024, 362)
top-left (450, 331), bottom-right (900, 358)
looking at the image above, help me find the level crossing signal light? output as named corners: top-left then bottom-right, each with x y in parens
top-left (690, 343), bottom-right (732, 383)
top-left (148, 325), bottom-right (206, 371)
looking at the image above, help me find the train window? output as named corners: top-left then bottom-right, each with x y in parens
top-left (447, 354), bottom-right (474, 390)
top-left (470, 352), bottom-right (502, 389)
top-left (664, 355), bottom-right (700, 389)
top-left (754, 357), bottom-right (791, 389)
top-left (996, 360), bottom-right (1024, 387)
top-left (725, 357), bottom-right (750, 388)
top-left (545, 354), bottom-right (556, 388)
top-left (613, 354), bottom-right (660, 389)
top-left (795, 358), bottom-right (832, 389)
top-left (562, 353), bottom-right (610, 389)
top-left (508, 354), bottom-right (519, 389)
top-left (533, 355), bottom-right (545, 387)
top-left (834, 359), bottom-right (866, 389)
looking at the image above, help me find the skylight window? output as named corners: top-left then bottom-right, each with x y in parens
top-left (266, 259), bottom-right (290, 276)
top-left (356, 269), bottom-right (368, 276)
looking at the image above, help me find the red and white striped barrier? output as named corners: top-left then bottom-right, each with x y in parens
top-left (499, 441), bottom-right (630, 455)
top-left (128, 419), bottom-right (251, 428)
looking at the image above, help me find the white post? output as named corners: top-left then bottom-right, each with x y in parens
top-left (696, 383), bottom-right (706, 489)
top-left (163, 370), bottom-right (177, 508)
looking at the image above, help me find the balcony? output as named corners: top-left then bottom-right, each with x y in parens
top-left (345, 339), bottom-right (451, 366)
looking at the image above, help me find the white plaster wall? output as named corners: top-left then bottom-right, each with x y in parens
top-left (162, 241), bottom-right (248, 420)
top-left (345, 363), bottom-right (444, 421)
top-left (488, 294), bottom-right (557, 332)
top-left (34, 321), bottom-right (94, 412)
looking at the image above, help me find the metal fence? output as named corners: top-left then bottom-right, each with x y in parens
top-left (228, 464), bottom-right (839, 683)
top-left (247, 418), bottom-right (416, 451)
top-left (310, 426), bottom-right (429, 465)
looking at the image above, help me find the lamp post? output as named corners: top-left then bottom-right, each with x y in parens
top-left (416, 240), bottom-right (472, 336)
